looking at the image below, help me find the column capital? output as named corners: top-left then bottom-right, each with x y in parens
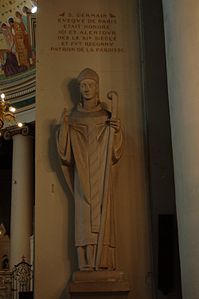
top-left (2, 123), bottom-right (35, 140)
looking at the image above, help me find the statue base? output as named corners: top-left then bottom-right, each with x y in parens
top-left (69, 271), bottom-right (130, 299)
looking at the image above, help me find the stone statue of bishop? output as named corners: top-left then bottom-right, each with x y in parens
top-left (57, 68), bottom-right (124, 271)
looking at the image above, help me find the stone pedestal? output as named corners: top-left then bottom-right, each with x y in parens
top-left (69, 271), bottom-right (130, 299)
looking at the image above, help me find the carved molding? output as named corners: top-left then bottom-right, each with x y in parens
top-left (2, 123), bottom-right (34, 140)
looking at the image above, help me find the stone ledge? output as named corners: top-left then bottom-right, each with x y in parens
top-left (69, 280), bottom-right (130, 293)
top-left (69, 280), bottom-right (130, 299)
top-left (72, 270), bottom-right (126, 283)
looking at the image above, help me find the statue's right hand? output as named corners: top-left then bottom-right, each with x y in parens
top-left (62, 108), bottom-right (68, 122)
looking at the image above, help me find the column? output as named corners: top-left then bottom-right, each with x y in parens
top-left (5, 126), bottom-right (34, 269)
top-left (162, 1), bottom-right (199, 298)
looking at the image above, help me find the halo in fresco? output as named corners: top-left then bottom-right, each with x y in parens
top-left (0, 0), bottom-right (36, 79)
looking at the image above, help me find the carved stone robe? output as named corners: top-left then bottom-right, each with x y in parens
top-left (57, 103), bottom-right (123, 269)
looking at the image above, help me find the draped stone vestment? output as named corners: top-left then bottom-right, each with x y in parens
top-left (57, 103), bottom-right (123, 269)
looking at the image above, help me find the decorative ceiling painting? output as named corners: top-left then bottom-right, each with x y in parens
top-left (0, 0), bottom-right (36, 116)
top-left (0, 0), bottom-right (36, 79)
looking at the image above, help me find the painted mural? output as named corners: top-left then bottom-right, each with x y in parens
top-left (0, 0), bottom-right (36, 79)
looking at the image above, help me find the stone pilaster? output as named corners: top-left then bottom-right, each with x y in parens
top-left (162, 2), bottom-right (199, 298)
top-left (4, 124), bottom-right (34, 269)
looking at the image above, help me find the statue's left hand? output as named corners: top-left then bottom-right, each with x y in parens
top-left (107, 118), bottom-right (121, 133)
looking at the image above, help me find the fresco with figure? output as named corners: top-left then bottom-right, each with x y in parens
top-left (56, 68), bottom-right (124, 271)
top-left (0, 0), bottom-right (36, 78)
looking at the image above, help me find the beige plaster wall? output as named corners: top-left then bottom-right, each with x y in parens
top-left (162, 1), bottom-right (199, 298)
top-left (35, 0), bottom-right (153, 298)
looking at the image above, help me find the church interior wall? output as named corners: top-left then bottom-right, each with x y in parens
top-left (139, 1), bottom-right (182, 298)
top-left (35, 0), bottom-right (154, 298)
top-left (0, 0), bottom-right (191, 298)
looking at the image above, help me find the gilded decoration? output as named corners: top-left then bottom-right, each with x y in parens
top-left (0, 0), bottom-right (36, 79)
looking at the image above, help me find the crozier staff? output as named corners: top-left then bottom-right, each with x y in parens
top-left (57, 68), bottom-right (123, 271)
